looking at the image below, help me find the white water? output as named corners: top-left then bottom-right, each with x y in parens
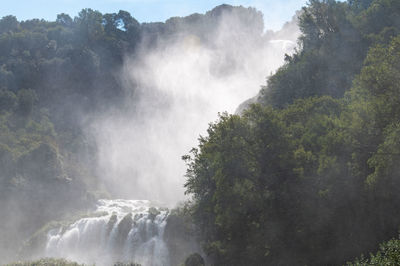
top-left (45, 199), bottom-right (170, 266)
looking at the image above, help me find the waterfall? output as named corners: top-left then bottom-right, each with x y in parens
top-left (45, 199), bottom-right (170, 266)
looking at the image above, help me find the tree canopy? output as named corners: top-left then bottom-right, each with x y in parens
top-left (185, 0), bottom-right (400, 265)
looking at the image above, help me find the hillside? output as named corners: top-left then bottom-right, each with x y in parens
top-left (184, 0), bottom-right (400, 264)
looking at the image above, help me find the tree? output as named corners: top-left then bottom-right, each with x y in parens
top-left (260, 0), bottom-right (368, 108)
top-left (56, 13), bottom-right (73, 27)
top-left (74, 8), bottom-right (104, 45)
top-left (0, 15), bottom-right (19, 34)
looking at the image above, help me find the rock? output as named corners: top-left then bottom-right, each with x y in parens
top-left (184, 253), bottom-right (205, 266)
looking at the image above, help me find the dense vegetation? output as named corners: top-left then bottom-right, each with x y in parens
top-left (184, 0), bottom-right (400, 265)
top-left (0, 9), bottom-right (139, 260)
top-left (348, 236), bottom-right (400, 265)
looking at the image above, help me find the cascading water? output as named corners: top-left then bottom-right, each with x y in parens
top-left (45, 199), bottom-right (170, 266)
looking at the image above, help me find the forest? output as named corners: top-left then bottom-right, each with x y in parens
top-left (184, 0), bottom-right (400, 264)
top-left (1, 0), bottom-right (400, 265)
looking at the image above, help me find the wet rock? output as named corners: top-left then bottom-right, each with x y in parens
top-left (184, 253), bottom-right (205, 266)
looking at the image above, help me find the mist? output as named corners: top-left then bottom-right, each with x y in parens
top-left (90, 6), bottom-right (299, 205)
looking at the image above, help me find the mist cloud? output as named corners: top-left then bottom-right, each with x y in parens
top-left (90, 6), bottom-right (299, 206)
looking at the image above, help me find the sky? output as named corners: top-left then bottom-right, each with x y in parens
top-left (0, 0), bottom-right (307, 31)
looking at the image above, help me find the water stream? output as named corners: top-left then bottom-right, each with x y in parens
top-left (45, 199), bottom-right (170, 266)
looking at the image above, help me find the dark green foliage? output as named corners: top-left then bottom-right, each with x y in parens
top-left (185, 100), bottom-right (348, 265)
top-left (185, 1), bottom-right (400, 265)
top-left (259, 0), bottom-right (396, 108)
top-left (0, 8), bottom-right (138, 129)
top-left (348, 237), bottom-right (400, 265)
top-left (0, 16), bottom-right (19, 34)
top-left (353, 0), bottom-right (400, 43)
top-left (185, 108), bottom-right (296, 265)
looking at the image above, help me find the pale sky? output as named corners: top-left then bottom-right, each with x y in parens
top-left (0, 0), bottom-right (308, 30)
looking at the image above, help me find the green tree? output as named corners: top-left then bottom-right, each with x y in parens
top-left (0, 15), bottom-right (19, 34)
